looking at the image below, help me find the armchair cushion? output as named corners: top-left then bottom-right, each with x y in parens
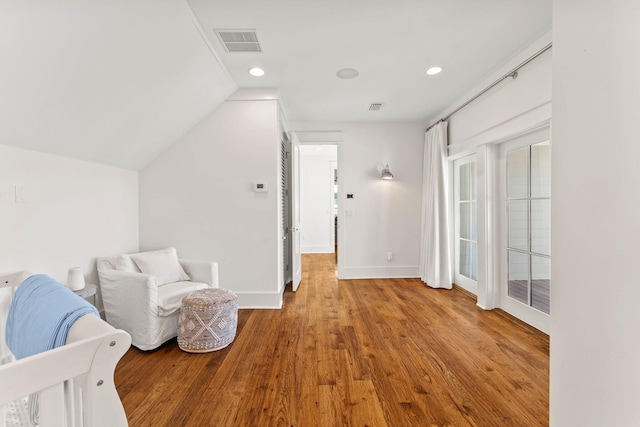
top-left (115, 254), bottom-right (137, 272)
top-left (157, 281), bottom-right (209, 316)
top-left (130, 250), bottom-right (190, 286)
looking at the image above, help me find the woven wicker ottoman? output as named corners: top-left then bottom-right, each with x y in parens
top-left (178, 288), bottom-right (238, 353)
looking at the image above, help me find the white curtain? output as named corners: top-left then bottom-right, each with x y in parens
top-left (419, 121), bottom-right (452, 289)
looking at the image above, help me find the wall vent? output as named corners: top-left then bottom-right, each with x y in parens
top-left (369, 103), bottom-right (384, 111)
top-left (215, 30), bottom-right (262, 53)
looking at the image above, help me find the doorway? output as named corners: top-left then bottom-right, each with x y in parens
top-left (298, 145), bottom-right (339, 255)
top-left (288, 131), bottom-right (343, 292)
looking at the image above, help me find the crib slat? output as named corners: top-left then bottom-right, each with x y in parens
top-left (40, 382), bottom-right (66, 427)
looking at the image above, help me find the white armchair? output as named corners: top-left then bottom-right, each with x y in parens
top-left (96, 247), bottom-right (218, 351)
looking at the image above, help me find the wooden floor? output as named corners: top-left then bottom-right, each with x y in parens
top-left (115, 253), bottom-right (549, 426)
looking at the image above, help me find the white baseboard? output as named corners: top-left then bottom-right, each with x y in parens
top-left (302, 245), bottom-right (334, 254)
top-left (235, 291), bottom-right (283, 309)
top-left (338, 265), bottom-right (419, 280)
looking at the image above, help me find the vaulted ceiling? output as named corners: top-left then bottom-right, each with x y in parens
top-left (0, 0), bottom-right (236, 170)
top-left (0, 1), bottom-right (551, 170)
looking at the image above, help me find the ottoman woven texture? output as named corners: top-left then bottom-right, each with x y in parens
top-left (178, 288), bottom-right (238, 353)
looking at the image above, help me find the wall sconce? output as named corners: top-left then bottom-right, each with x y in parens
top-left (381, 164), bottom-right (394, 180)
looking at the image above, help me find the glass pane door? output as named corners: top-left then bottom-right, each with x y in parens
top-left (454, 156), bottom-right (477, 293)
top-left (505, 141), bottom-right (551, 315)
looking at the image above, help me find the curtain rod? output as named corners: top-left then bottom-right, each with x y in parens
top-left (426, 42), bottom-right (552, 133)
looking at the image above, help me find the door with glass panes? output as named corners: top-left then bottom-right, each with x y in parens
top-left (499, 136), bottom-right (551, 333)
top-left (453, 155), bottom-right (477, 295)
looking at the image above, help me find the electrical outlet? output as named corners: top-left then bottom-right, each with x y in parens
top-left (387, 251), bottom-right (393, 261)
top-left (15, 185), bottom-right (28, 203)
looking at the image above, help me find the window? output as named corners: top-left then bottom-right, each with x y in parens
top-left (454, 156), bottom-right (477, 293)
top-left (506, 141), bottom-right (551, 314)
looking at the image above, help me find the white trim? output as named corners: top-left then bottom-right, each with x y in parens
top-left (235, 291), bottom-right (283, 309)
top-left (448, 102), bottom-right (552, 157)
top-left (340, 266), bottom-right (419, 279)
top-left (475, 143), bottom-right (500, 310)
top-left (302, 245), bottom-right (334, 254)
top-left (330, 160), bottom-right (337, 248)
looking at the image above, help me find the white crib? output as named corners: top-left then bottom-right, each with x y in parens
top-left (0, 271), bottom-right (131, 427)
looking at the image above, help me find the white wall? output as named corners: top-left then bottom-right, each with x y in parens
top-left (299, 145), bottom-right (337, 253)
top-left (0, 144), bottom-right (139, 283)
top-left (551, 2), bottom-right (640, 425)
top-left (0, 143), bottom-right (138, 360)
top-left (445, 32), bottom-right (552, 157)
top-left (139, 90), bottom-right (283, 308)
top-left (292, 121), bottom-right (425, 279)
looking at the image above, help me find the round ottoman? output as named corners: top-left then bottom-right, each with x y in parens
top-left (178, 288), bottom-right (238, 353)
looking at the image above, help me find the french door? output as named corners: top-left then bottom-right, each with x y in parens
top-left (453, 155), bottom-right (478, 294)
top-left (499, 131), bottom-right (551, 333)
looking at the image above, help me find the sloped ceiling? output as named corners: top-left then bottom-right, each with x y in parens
top-left (0, 1), bottom-right (552, 169)
top-left (0, 0), bottom-right (237, 170)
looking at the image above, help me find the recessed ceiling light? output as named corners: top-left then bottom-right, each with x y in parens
top-left (336, 68), bottom-right (359, 79)
top-left (248, 67), bottom-right (265, 77)
top-left (426, 66), bottom-right (442, 75)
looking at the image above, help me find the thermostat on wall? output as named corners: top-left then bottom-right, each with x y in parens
top-left (253, 182), bottom-right (268, 193)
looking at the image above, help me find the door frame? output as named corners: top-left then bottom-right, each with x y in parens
top-left (291, 137), bottom-right (302, 291)
top-left (289, 134), bottom-right (343, 283)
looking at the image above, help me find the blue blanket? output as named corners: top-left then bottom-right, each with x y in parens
top-left (6, 274), bottom-right (99, 360)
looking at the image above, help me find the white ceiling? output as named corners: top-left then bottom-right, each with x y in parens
top-left (0, 0), bottom-right (236, 170)
top-left (0, 1), bottom-right (551, 170)
top-left (187, 0), bottom-right (552, 123)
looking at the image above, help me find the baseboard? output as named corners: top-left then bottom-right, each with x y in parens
top-left (452, 284), bottom-right (548, 339)
top-left (453, 283), bottom-right (477, 301)
top-left (493, 308), bottom-right (549, 340)
top-left (234, 291), bottom-right (283, 309)
top-left (339, 265), bottom-right (419, 279)
top-left (302, 245), bottom-right (334, 254)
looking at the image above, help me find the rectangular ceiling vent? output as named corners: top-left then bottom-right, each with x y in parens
top-left (369, 103), bottom-right (384, 111)
top-left (215, 30), bottom-right (262, 53)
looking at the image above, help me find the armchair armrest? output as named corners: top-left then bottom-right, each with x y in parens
top-left (179, 259), bottom-right (219, 288)
top-left (97, 270), bottom-right (160, 343)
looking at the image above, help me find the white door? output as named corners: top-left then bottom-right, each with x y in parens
top-left (291, 140), bottom-right (302, 291)
top-left (499, 131), bottom-right (551, 333)
top-left (453, 155), bottom-right (478, 295)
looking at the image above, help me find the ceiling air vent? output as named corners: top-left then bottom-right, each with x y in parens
top-left (369, 103), bottom-right (384, 111)
top-left (215, 30), bottom-right (262, 53)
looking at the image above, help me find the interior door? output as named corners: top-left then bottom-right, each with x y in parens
top-left (291, 139), bottom-right (302, 291)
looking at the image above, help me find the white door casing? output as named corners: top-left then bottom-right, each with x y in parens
top-left (291, 139), bottom-right (302, 291)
